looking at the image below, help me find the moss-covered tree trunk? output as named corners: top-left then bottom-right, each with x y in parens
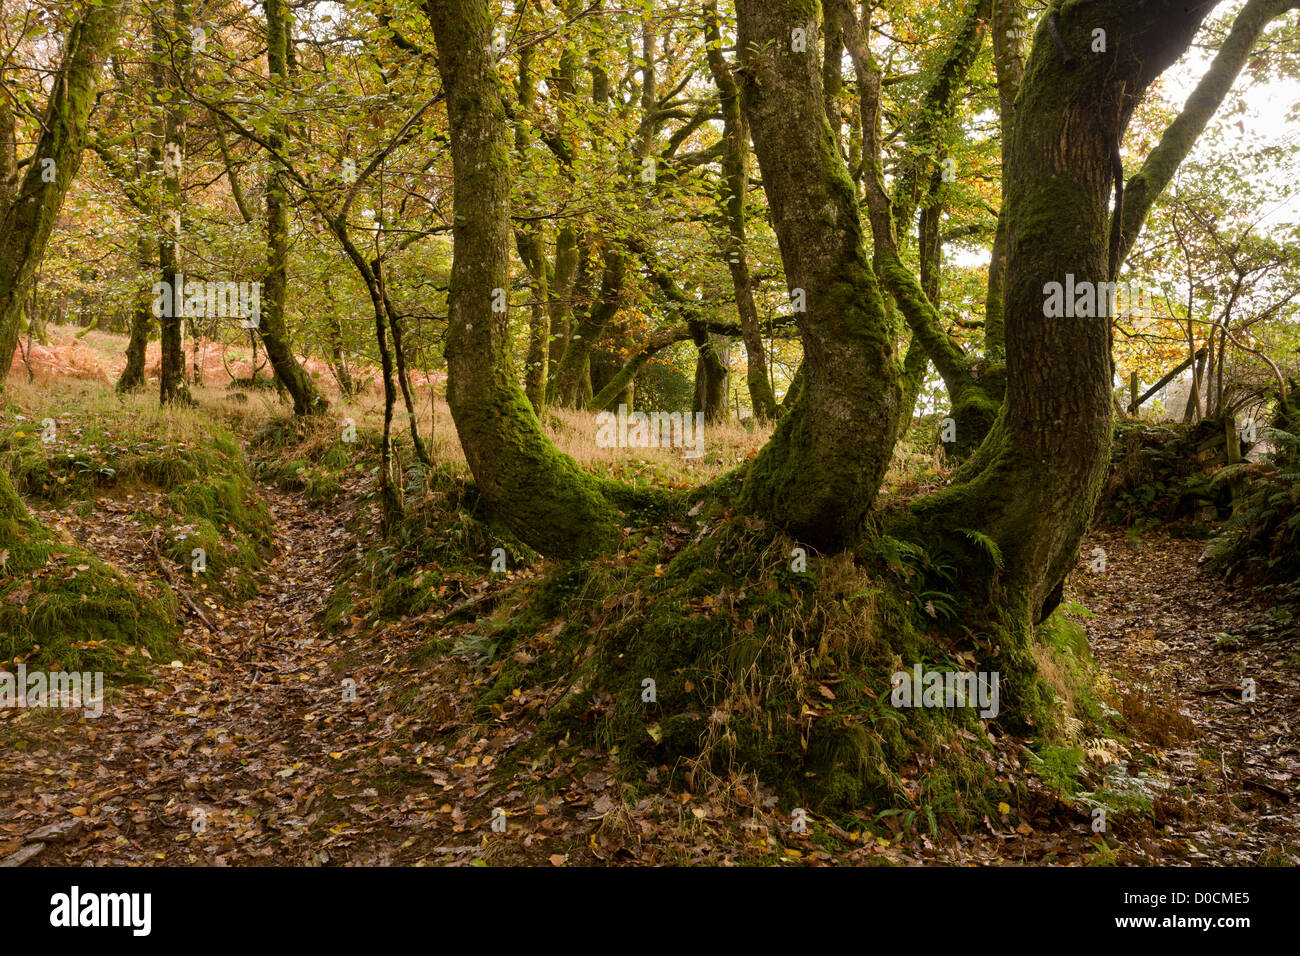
top-left (0, 1), bottom-right (123, 382)
top-left (705, 1), bottom-right (777, 422)
top-left (513, 43), bottom-right (550, 416)
top-left (590, 326), bottom-right (689, 412)
top-left (0, 72), bottom-right (16, 206)
top-left (839, 0), bottom-right (998, 457)
top-left (426, 0), bottom-right (623, 558)
top-left (546, 226), bottom-right (580, 373)
top-left (982, 0), bottom-right (1027, 365)
top-left (907, 0), bottom-right (1215, 639)
top-left (322, 274), bottom-right (354, 397)
top-left (692, 329), bottom-right (729, 423)
top-left (259, 0), bottom-right (326, 415)
top-left (550, 250), bottom-right (625, 408)
top-left (518, 228), bottom-right (551, 414)
top-left (733, 0), bottom-right (901, 549)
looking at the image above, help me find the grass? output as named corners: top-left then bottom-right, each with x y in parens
top-left (0, 466), bottom-right (180, 677)
top-left (0, 378), bottom-right (273, 599)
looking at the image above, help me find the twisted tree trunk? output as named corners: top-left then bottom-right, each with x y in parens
top-left (427, 0), bottom-right (624, 558)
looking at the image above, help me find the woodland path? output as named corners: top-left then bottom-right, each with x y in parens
top-left (1053, 528), bottom-right (1299, 865)
top-left (1, 481), bottom-right (1296, 866)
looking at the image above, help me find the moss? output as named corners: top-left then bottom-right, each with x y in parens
top-left (0, 404), bottom-right (273, 602)
top-left (0, 469), bottom-right (179, 677)
top-left (450, 511), bottom-right (1008, 817)
top-left (947, 387), bottom-right (1000, 459)
top-left (323, 463), bottom-right (537, 630)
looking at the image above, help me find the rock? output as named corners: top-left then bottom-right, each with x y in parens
top-left (26, 818), bottom-right (84, 843)
top-left (0, 843), bottom-right (46, 867)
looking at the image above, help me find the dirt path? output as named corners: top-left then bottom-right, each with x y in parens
top-left (0, 484), bottom-right (389, 864)
top-left (2, 487), bottom-right (1296, 865)
top-left (1062, 529), bottom-right (1299, 864)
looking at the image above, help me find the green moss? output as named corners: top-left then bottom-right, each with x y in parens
top-left (0, 402), bottom-right (272, 603)
top-left (0, 469), bottom-right (179, 677)
top-left (452, 512), bottom-right (1007, 817)
top-left (323, 463), bottom-right (537, 630)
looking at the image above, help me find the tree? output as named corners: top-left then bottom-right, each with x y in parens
top-left (0, 1), bottom-right (125, 382)
top-left (257, 0), bottom-right (327, 416)
top-left (426, 0), bottom-right (630, 558)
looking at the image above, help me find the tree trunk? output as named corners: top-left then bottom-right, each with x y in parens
top-left (705, 2), bottom-right (778, 422)
top-left (376, 260), bottom-right (429, 464)
top-left (514, 43), bottom-right (550, 416)
top-left (692, 330), bottom-right (729, 423)
top-left (984, 0), bottom-right (1027, 364)
top-left (546, 226), bottom-right (580, 373)
top-left (906, 0), bottom-right (1214, 644)
top-left (733, 0), bottom-right (901, 549)
top-left (426, 0), bottom-right (624, 557)
top-left (839, 0), bottom-right (997, 457)
top-left (322, 275), bottom-right (354, 397)
top-left (157, 2), bottom-right (190, 406)
top-left (259, 0), bottom-right (326, 415)
top-left (117, 233), bottom-right (154, 392)
top-left (550, 250), bottom-right (624, 407)
top-left (0, 2), bottom-right (124, 381)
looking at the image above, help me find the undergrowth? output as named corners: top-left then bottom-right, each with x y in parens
top-left (0, 468), bottom-right (180, 677)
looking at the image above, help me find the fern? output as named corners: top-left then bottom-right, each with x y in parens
top-left (957, 528), bottom-right (1004, 569)
top-left (1209, 462), bottom-right (1267, 489)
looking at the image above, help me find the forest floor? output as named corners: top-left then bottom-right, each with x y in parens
top-left (0, 338), bottom-right (1296, 865)
top-left (2, 470), bottom-right (1296, 866)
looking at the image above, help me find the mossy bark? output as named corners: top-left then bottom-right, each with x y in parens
top-left (260, 0), bottom-right (326, 416)
top-left (840, 0), bottom-right (1000, 455)
top-left (427, 0), bottom-right (624, 558)
top-left (155, 2), bottom-right (191, 405)
top-left (905, 0), bottom-right (1214, 627)
top-left (0, 1), bottom-right (123, 382)
top-left (514, 44), bottom-right (550, 416)
top-left (692, 329), bottom-right (729, 423)
top-left (117, 232), bottom-right (154, 392)
top-left (734, 1), bottom-right (901, 549)
top-left (984, 0), bottom-right (1026, 364)
top-left (551, 249), bottom-right (624, 408)
top-left (322, 275), bottom-right (355, 397)
top-left (705, 1), bottom-right (778, 422)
